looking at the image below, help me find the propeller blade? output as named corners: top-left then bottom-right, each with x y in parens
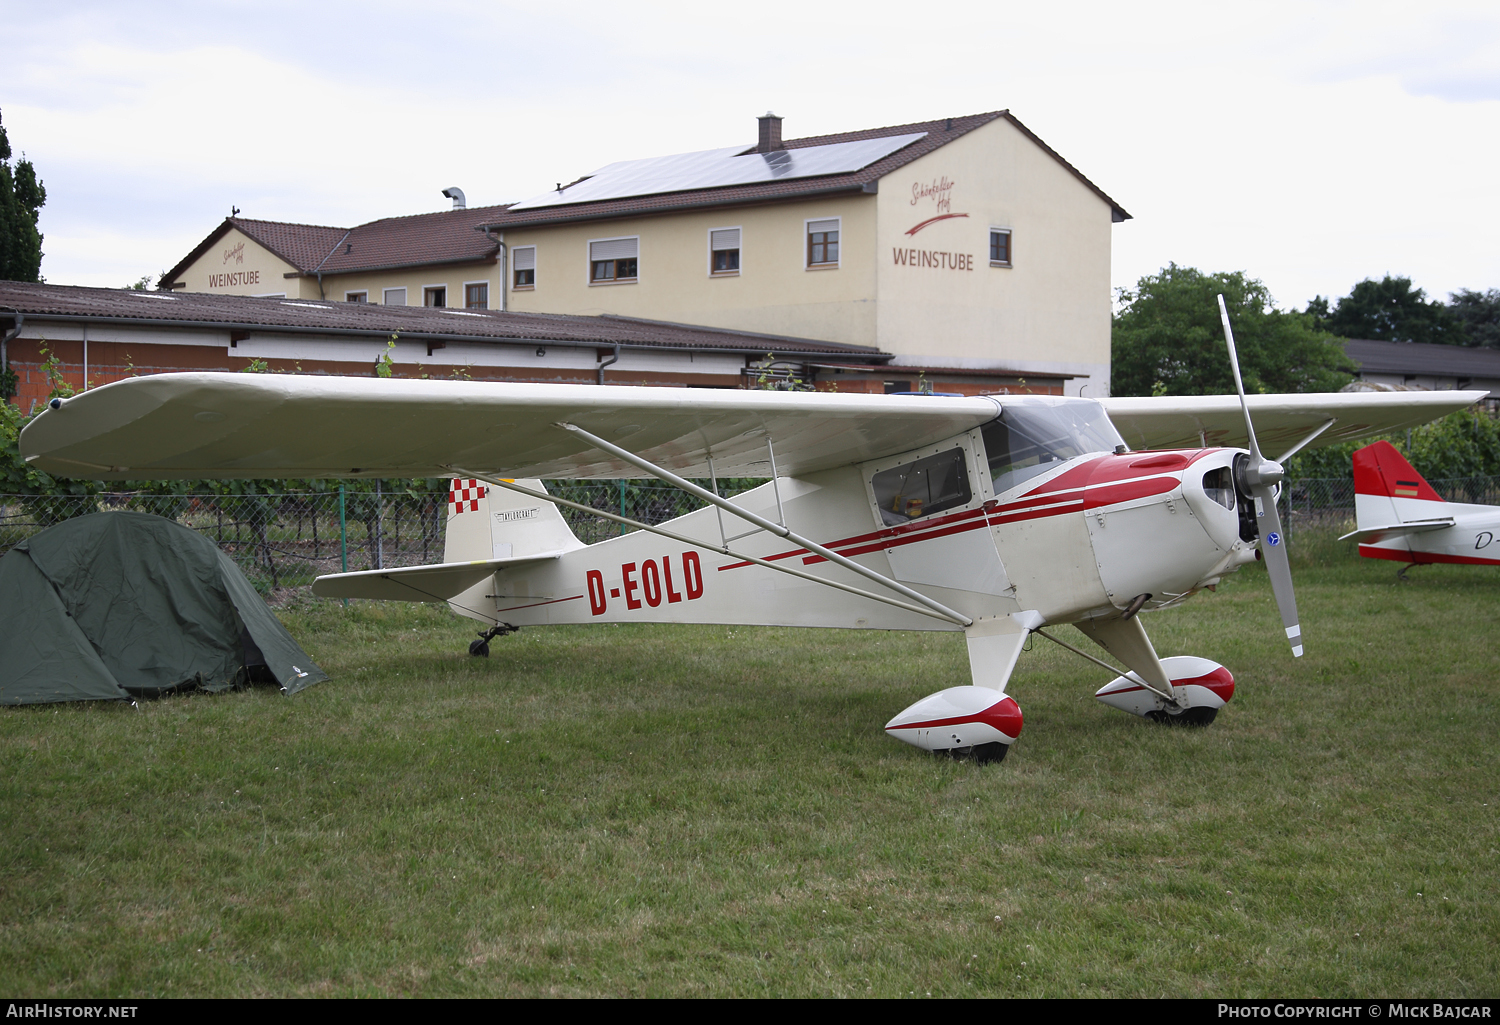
top-left (1218, 293), bottom-right (1304, 658)
top-left (1217, 294), bottom-right (1264, 463)
top-left (1252, 483), bottom-right (1303, 657)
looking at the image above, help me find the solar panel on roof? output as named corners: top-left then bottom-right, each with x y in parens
top-left (510, 133), bottom-right (927, 210)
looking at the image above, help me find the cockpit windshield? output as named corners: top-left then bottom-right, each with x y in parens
top-left (981, 397), bottom-right (1126, 495)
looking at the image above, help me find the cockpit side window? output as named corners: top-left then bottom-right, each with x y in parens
top-left (871, 448), bottom-right (972, 527)
top-left (982, 398), bottom-right (1126, 495)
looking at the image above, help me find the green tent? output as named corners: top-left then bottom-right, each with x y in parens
top-left (0, 512), bottom-right (327, 704)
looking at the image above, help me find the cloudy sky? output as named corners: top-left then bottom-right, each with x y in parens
top-left (3, 0), bottom-right (1497, 310)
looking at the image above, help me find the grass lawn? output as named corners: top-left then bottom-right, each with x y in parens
top-left (1, 537), bottom-right (1497, 997)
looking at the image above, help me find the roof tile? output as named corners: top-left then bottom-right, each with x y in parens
top-left (0, 281), bottom-right (884, 358)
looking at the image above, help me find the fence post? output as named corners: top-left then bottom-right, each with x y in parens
top-left (339, 482), bottom-right (348, 609)
top-left (618, 479), bottom-right (626, 536)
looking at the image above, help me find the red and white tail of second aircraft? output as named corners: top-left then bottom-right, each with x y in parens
top-left (1344, 441), bottom-right (1500, 568)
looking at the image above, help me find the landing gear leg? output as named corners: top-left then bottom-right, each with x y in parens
top-left (1396, 563), bottom-right (1418, 582)
top-left (468, 622), bottom-right (518, 657)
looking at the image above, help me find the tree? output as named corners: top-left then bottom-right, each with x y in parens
top-left (1322, 275), bottom-right (1467, 345)
top-left (1285, 409), bottom-right (1500, 482)
top-left (1447, 288), bottom-right (1500, 349)
top-left (1111, 264), bottom-right (1354, 397)
top-left (0, 109), bottom-right (46, 283)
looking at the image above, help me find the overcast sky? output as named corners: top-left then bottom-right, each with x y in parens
top-left (3, 0), bottom-right (1497, 310)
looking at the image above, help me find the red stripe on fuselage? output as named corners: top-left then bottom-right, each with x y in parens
top-left (718, 450), bottom-right (1207, 572)
top-left (1358, 545), bottom-right (1500, 567)
top-left (719, 505), bottom-right (991, 571)
top-left (494, 594), bottom-right (585, 611)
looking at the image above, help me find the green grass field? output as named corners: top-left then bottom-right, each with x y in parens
top-left (2, 536), bottom-right (1497, 997)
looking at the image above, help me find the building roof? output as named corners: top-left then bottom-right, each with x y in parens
top-left (0, 281), bottom-right (887, 360)
top-left (1344, 338), bottom-right (1500, 379)
top-left (161, 204), bottom-right (511, 290)
top-left (479, 111), bottom-right (1131, 230)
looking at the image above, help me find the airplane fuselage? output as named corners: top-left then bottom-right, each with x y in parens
top-left (450, 437), bottom-right (1260, 636)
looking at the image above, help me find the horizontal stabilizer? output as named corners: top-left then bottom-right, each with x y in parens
top-left (312, 552), bottom-right (566, 601)
top-left (1339, 517), bottom-right (1456, 541)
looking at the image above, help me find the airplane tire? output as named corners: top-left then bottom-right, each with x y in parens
top-left (468, 639), bottom-right (491, 657)
top-left (945, 742), bottom-right (1011, 764)
top-left (1145, 706), bottom-right (1218, 727)
top-left (971, 741), bottom-right (1011, 764)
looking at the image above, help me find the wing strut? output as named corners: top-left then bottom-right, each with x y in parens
top-left (554, 422), bottom-right (973, 627)
top-left (449, 469), bottom-right (972, 627)
top-left (1275, 418), bottom-right (1336, 465)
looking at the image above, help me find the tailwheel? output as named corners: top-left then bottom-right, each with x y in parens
top-left (1096, 655), bottom-right (1234, 725)
top-left (468, 622), bottom-right (518, 657)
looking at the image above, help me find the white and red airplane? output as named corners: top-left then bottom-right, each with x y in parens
top-left (1343, 440), bottom-right (1500, 572)
top-left (19, 307), bottom-right (1484, 762)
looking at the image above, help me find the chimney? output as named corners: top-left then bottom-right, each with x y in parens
top-left (441, 186), bottom-right (466, 210)
top-left (757, 111), bottom-right (783, 153)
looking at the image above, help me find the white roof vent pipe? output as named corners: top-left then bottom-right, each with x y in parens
top-left (442, 187), bottom-right (466, 210)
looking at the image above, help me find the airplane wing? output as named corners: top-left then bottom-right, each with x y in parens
top-left (19, 372), bottom-right (1001, 481)
top-left (310, 552), bottom-right (568, 601)
top-left (19, 373), bottom-right (1484, 483)
top-left (1102, 391), bottom-right (1487, 455)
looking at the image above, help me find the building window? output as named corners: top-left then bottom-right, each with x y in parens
top-left (710, 227), bottom-right (741, 275)
top-left (465, 282), bottom-right (489, 309)
top-left (990, 228), bottom-right (1012, 267)
top-left (512, 246), bottom-right (536, 289)
top-left (807, 218), bottom-right (839, 268)
top-left (383, 287), bottom-right (407, 306)
top-left (590, 237), bottom-right (639, 284)
top-left (345, 291), bottom-right (368, 303)
top-left (424, 286), bottom-right (447, 308)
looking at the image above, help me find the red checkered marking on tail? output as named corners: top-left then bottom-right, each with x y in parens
top-left (449, 479), bottom-right (487, 515)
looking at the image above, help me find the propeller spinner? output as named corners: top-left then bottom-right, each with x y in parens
top-left (1217, 294), bottom-right (1304, 657)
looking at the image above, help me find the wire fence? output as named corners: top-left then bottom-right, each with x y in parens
top-left (1276, 475), bottom-right (1500, 540)
top-left (0, 481), bottom-right (759, 593)
top-left (3, 475), bottom-right (1496, 592)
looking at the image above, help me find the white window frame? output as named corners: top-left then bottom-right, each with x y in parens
top-left (345, 290), bottom-right (368, 303)
top-left (462, 279), bottom-right (491, 310)
top-left (860, 431), bottom-right (987, 529)
top-left (587, 235), bottom-right (640, 286)
top-left (989, 227), bottom-right (1013, 268)
top-left (708, 225), bottom-right (742, 277)
top-left (510, 245), bottom-right (537, 291)
top-left (422, 284), bottom-right (449, 308)
top-left (805, 216), bottom-right (841, 270)
top-left (382, 287), bottom-right (408, 306)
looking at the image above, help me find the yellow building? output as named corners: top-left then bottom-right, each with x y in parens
top-left (484, 111), bottom-right (1128, 395)
top-left (161, 197), bottom-right (507, 311)
top-left (163, 111), bottom-right (1128, 395)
